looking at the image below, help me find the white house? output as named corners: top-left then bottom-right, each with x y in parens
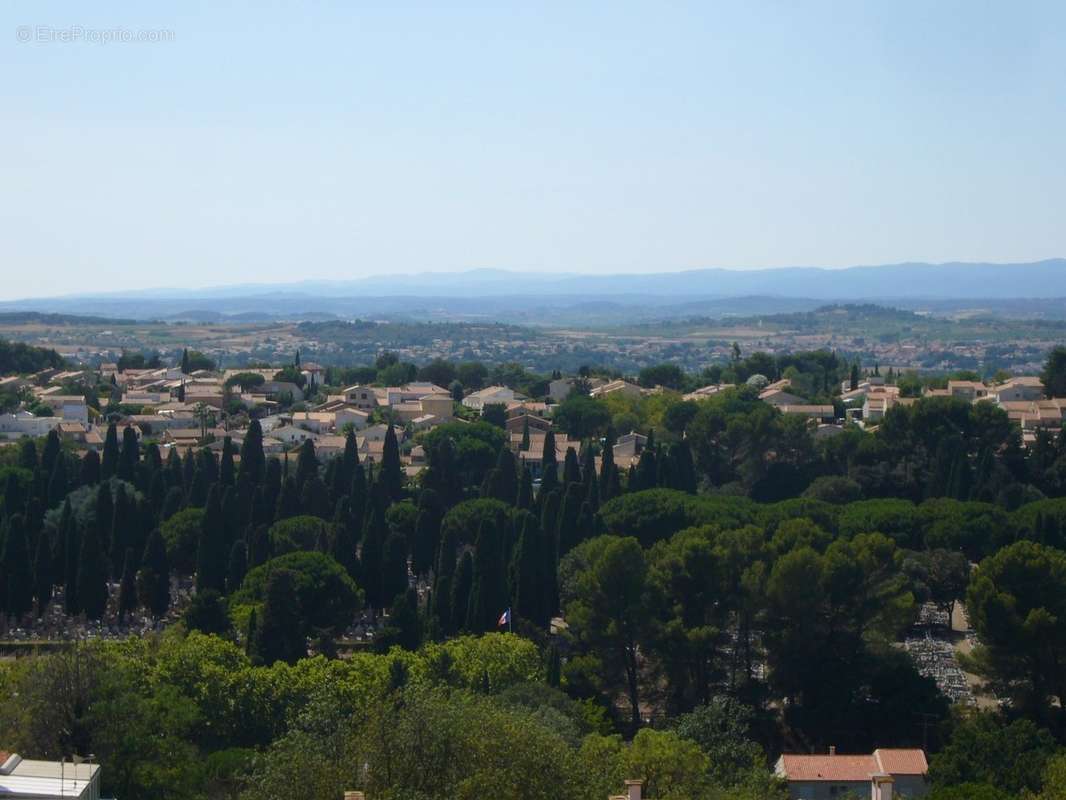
top-left (462, 386), bottom-right (517, 411)
top-left (775, 748), bottom-right (928, 799)
top-left (0, 751), bottom-right (102, 800)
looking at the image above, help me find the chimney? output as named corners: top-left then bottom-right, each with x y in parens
top-left (344, 792), bottom-right (365, 800)
top-left (829, 745), bottom-right (836, 756)
top-left (624, 778), bottom-right (643, 800)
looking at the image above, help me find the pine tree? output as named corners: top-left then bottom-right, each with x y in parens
top-left (118, 547), bottom-right (137, 622)
top-left (33, 523), bottom-right (53, 613)
top-left (77, 515), bottom-right (110, 620)
top-left (138, 527), bottom-right (170, 618)
top-left (227, 539), bottom-right (248, 594)
top-left (251, 568), bottom-right (305, 666)
top-left (101, 423), bottom-right (120, 480)
top-left (451, 550), bottom-right (474, 633)
top-left (196, 485), bottom-right (227, 594)
top-left (238, 420), bottom-right (266, 486)
top-left (380, 425), bottom-right (404, 501)
top-left (2, 515), bottom-right (33, 618)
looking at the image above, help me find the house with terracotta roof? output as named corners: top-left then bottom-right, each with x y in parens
top-left (775, 747), bottom-right (928, 798)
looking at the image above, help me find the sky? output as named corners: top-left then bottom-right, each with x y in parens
top-left (2, 1), bottom-right (1065, 300)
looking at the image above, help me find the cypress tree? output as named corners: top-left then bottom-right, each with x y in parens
top-left (244, 608), bottom-right (258, 656)
top-left (585, 465), bottom-right (600, 512)
top-left (118, 547), bottom-right (137, 622)
top-left (196, 485), bottom-right (227, 594)
top-left (227, 539), bottom-right (248, 594)
top-left (161, 486), bottom-right (184, 521)
top-left (2, 515), bottom-right (33, 618)
top-left (95, 482), bottom-right (114, 554)
top-left (389, 588), bottom-right (422, 651)
top-left (219, 436), bottom-right (236, 488)
top-left (517, 467), bottom-right (533, 510)
top-left (238, 419), bottom-right (266, 486)
top-left (41, 429), bottom-right (62, 476)
top-left (182, 450), bottom-right (196, 493)
top-left (540, 430), bottom-right (559, 494)
top-left (19, 439), bottom-right (38, 470)
top-left (465, 518), bottom-right (508, 634)
top-left (339, 430), bottom-right (359, 490)
top-left (349, 463), bottom-right (367, 539)
top-left (62, 502), bottom-right (80, 615)
top-left (361, 498), bottom-right (387, 609)
top-left (547, 643), bottom-right (561, 687)
top-left (181, 347), bottom-right (190, 374)
top-left (109, 483), bottom-right (132, 578)
top-left (221, 486), bottom-right (240, 552)
top-left (411, 508), bottom-right (438, 577)
top-left (520, 416), bottom-right (531, 451)
top-left (3, 472), bottom-right (23, 519)
top-left (143, 442), bottom-right (162, 476)
top-left (188, 465), bottom-right (209, 508)
top-left (294, 439), bottom-right (318, 491)
top-left (248, 524), bottom-right (271, 568)
top-left (138, 527), bottom-right (170, 618)
top-left (80, 449), bottom-right (101, 487)
top-left (512, 513), bottom-right (544, 625)
top-left (331, 498), bottom-right (359, 581)
top-left (562, 447), bottom-right (581, 486)
top-left (275, 476), bottom-right (301, 520)
top-left (672, 440), bottom-right (697, 494)
top-left (251, 568), bottom-right (305, 666)
top-left (300, 477), bottom-right (332, 519)
top-left (599, 429), bottom-right (617, 498)
top-left (451, 550), bottom-right (474, 633)
top-left (555, 483), bottom-right (584, 556)
top-left (101, 423), bottom-right (120, 480)
top-left (380, 425), bottom-right (404, 501)
top-left (46, 457), bottom-right (68, 509)
top-left (635, 444), bottom-right (658, 492)
top-left (77, 515), bottom-right (110, 620)
top-left (432, 524), bottom-right (459, 633)
top-left (487, 448), bottom-right (518, 506)
top-left (118, 425), bottom-right (139, 482)
top-left (381, 533), bottom-right (409, 608)
top-left (33, 523), bottom-right (53, 613)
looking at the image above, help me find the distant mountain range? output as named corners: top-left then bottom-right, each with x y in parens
top-left (3, 260), bottom-right (1065, 324)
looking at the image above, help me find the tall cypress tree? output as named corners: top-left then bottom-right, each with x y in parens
top-left (275, 476), bottom-right (301, 520)
top-left (512, 513), bottom-right (544, 626)
top-left (485, 448), bottom-right (518, 506)
top-left (95, 482), bottom-right (114, 555)
top-left (41, 429), bottom-right (62, 476)
top-left (109, 483), bottom-right (132, 578)
top-left (61, 501), bottom-right (80, 615)
top-left (47, 457), bottom-right (68, 509)
top-left (520, 416), bottom-right (531, 452)
top-left (80, 450), bottom-right (101, 488)
top-left (599, 428), bottom-right (617, 499)
top-left (451, 550), bottom-right (474, 634)
top-left (2, 515), bottom-right (34, 618)
top-left (517, 467), bottom-right (533, 511)
top-left (339, 430), bottom-right (359, 491)
top-left (138, 527), bottom-right (170, 618)
top-left (33, 523), bottom-right (53, 613)
top-left (77, 515), bottom-right (110, 620)
top-left (380, 425), bottom-right (404, 501)
top-left (239, 420), bottom-right (266, 486)
top-left (562, 447), bottom-right (581, 486)
top-left (294, 439), bottom-right (318, 492)
top-left (381, 533), bottom-right (409, 608)
top-left (555, 483), bottom-right (584, 556)
top-left (251, 568), bottom-right (305, 666)
top-left (219, 437), bottom-right (236, 488)
top-left (227, 539), bottom-right (248, 594)
top-left (672, 440), bottom-right (697, 494)
top-left (349, 463), bottom-right (367, 540)
top-left (411, 505), bottom-right (440, 577)
top-left (196, 485), bottom-right (227, 594)
top-left (540, 430), bottom-right (558, 494)
top-left (118, 425), bottom-right (139, 483)
top-left (465, 518), bottom-right (508, 634)
top-left (331, 498), bottom-right (359, 581)
top-left (360, 484), bottom-right (389, 608)
top-left (101, 423), bottom-right (120, 481)
top-left (118, 547), bottom-right (137, 622)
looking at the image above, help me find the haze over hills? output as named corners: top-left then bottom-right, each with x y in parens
top-left (2, 260), bottom-right (1065, 324)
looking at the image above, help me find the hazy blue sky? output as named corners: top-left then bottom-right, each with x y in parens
top-left (2, 1), bottom-right (1065, 299)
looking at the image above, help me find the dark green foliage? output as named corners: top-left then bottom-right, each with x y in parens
top-left (61, 501), bottom-right (80, 615)
top-left (119, 425), bottom-right (139, 483)
top-left (101, 423), bottom-right (120, 480)
top-left (196, 485), bottom-right (227, 594)
top-left (33, 522), bottom-right (53, 612)
top-left (275, 476), bottom-right (301, 520)
top-left (465, 518), bottom-right (509, 634)
top-left (381, 533), bottom-right (409, 606)
top-left (268, 515), bottom-right (332, 556)
top-left (239, 419), bottom-right (266, 485)
top-left (379, 424), bottom-right (404, 501)
top-left (294, 439), bottom-right (318, 491)
top-left (236, 551), bottom-right (362, 636)
top-left (138, 528), bottom-right (170, 618)
top-left (516, 467), bottom-right (533, 510)
top-left (76, 515), bottom-right (109, 619)
top-left (451, 550), bottom-right (474, 634)
top-left (160, 507), bottom-right (204, 574)
top-left (2, 514), bottom-right (33, 617)
top-left (184, 589), bottom-right (232, 636)
top-left (118, 547), bottom-right (137, 621)
top-left (553, 394), bottom-right (611, 440)
top-left (227, 540), bottom-right (248, 594)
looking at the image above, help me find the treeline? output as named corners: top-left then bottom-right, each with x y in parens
top-left (0, 338), bottom-right (66, 375)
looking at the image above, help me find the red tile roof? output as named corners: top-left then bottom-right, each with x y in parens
top-left (778, 749), bottom-right (927, 782)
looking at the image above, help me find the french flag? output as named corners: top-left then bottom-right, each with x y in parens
top-left (498, 608), bottom-right (511, 627)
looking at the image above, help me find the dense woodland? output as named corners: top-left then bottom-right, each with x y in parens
top-left (3, 348), bottom-right (1066, 798)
